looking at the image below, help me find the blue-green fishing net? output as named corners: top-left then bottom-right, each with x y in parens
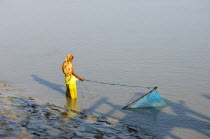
top-left (128, 89), bottom-right (166, 108)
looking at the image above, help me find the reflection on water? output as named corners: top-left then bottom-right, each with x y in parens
top-left (0, 82), bottom-right (152, 138)
top-left (64, 97), bottom-right (78, 118)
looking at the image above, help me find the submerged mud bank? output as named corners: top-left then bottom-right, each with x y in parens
top-left (0, 81), bottom-right (154, 139)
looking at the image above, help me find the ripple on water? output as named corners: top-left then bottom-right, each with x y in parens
top-left (0, 81), bottom-right (154, 138)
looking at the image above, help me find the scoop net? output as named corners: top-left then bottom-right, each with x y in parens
top-left (122, 87), bottom-right (166, 109)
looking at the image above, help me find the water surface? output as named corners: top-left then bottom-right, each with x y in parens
top-left (0, 0), bottom-right (210, 138)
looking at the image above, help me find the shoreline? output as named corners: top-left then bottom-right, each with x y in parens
top-left (0, 81), bottom-right (154, 138)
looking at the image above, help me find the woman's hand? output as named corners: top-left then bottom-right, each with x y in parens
top-left (72, 73), bottom-right (84, 81)
top-left (80, 77), bottom-right (85, 81)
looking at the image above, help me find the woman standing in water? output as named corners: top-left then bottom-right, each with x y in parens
top-left (62, 54), bottom-right (84, 98)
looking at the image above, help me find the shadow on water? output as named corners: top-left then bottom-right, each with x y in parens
top-left (31, 74), bottom-right (65, 95)
top-left (84, 97), bottom-right (123, 118)
top-left (1, 81), bottom-right (150, 138)
top-left (202, 94), bottom-right (210, 100)
top-left (84, 95), bottom-right (210, 138)
top-left (29, 77), bottom-right (210, 138)
top-left (160, 99), bottom-right (210, 138)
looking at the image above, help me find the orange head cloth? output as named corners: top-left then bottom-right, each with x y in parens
top-left (65, 54), bottom-right (74, 62)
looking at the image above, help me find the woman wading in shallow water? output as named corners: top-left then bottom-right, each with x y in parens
top-left (62, 54), bottom-right (84, 98)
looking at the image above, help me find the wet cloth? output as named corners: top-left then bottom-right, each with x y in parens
top-left (66, 82), bottom-right (77, 98)
top-left (65, 76), bottom-right (78, 99)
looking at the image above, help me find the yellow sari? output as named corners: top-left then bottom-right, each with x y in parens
top-left (65, 75), bottom-right (78, 98)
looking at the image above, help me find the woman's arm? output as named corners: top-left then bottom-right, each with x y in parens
top-left (72, 73), bottom-right (84, 81)
top-left (72, 66), bottom-right (84, 81)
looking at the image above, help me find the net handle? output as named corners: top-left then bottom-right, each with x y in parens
top-left (122, 86), bottom-right (158, 110)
